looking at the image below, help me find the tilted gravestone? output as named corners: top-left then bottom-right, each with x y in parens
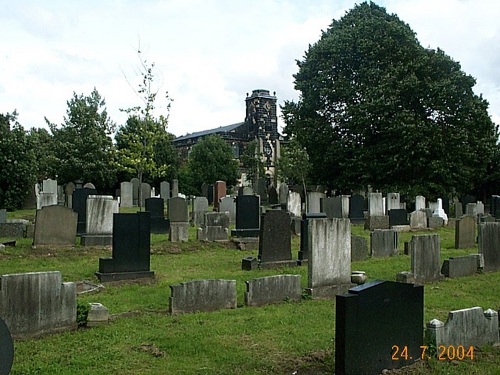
top-left (335, 281), bottom-right (424, 374)
top-left (96, 212), bottom-right (154, 282)
top-left (145, 197), bottom-right (169, 234)
top-left (478, 222), bottom-right (500, 272)
top-left (33, 205), bottom-right (77, 246)
top-left (455, 215), bottom-right (476, 249)
top-left (231, 195), bottom-right (260, 237)
top-left (258, 210), bottom-right (294, 269)
top-left (0, 316), bottom-right (14, 375)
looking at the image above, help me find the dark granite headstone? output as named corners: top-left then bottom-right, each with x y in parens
top-left (268, 186), bottom-right (278, 205)
top-left (72, 187), bottom-right (97, 234)
top-left (478, 222), bottom-right (500, 272)
top-left (168, 197), bottom-right (189, 223)
top-left (491, 195), bottom-right (500, 219)
top-left (145, 197), bottom-right (169, 234)
top-left (256, 178), bottom-right (268, 203)
top-left (320, 196), bottom-right (342, 219)
top-left (231, 195), bottom-right (260, 237)
top-left (258, 210), bottom-right (294, 268)
top-left (462, 194), bottom-right (476, 208)
top-left (207, 184), bottom-right (214, 205)
top-left (298, 212), bottom-right (327, 265)
top-left (388, 209), bottom-right (409, 226)
top-left (201, 183), bottom-right (208, 200)
top-left (335, 280), bottom-right (424, 375)
top-left (0, 316), bottom-right (14, 375)
top-left (96, 212), bottom-right (154, 282)
top-left (442, 197), bottom-right (450, 215)
top-left (349, 194), bottom-right (365, 223)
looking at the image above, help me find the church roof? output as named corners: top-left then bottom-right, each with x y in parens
top-left (173, 121), bottom-right (246, 143)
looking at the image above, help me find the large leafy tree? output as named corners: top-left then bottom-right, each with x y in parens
top-left (46, 88), bottom-right (117, 191)
top-left (283, 2), bottom-right (498, 198)
top-left (0, 111), bottom-right (37, 209)
top-left (187, 135), bottom-right (240, 193)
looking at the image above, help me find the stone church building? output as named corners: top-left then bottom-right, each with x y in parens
top-left (173, 89), bottom-right (283, 186)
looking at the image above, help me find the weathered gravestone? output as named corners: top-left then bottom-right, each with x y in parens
top-left (0, 271), bottom-right (76, 338)
top-left (267, 186), bottom-right (278, 205)
top-left (33, 205), bottom-right (77, 246)
top-left (349, 194), bottom-right (365, 223)
top-left (306, 218), bottom-right (353, 298)
top-left (320, 196), bottom-right (342, 219)
top-left (192, 197), bottom-right (209, 228)
top-left (214, 180), bottom-right (226, 211)
top-left (256, 178), bottom-right (268, 203)
top-left (72, 187), bottom-right (97, 234)
top-left (351, 235), bottom-right (368, 261)
top-left (441, 255), bottom-right (481, 278)
top-left (0, 209), bottom-right (6, 224)
top-left (490, 195), bottom-right (500, 219)
top-left (278, 183), bottom-right (289, 205)
top-left (130, 178), bottom-right (140, 206)
top-left (242, 186), bottom-right (254, 196)
top-left (298, 212), bottom-right (327, 266)
top-left (370, 229), bottom-right (398, 257)
top-left (206, 184), bottom-right (214, 205)
top-left (139, 182), bottom-right (151, 208)
top-left (306, 191), bottom-right (325, 213)
top-left (64, 182), bottom-right (76, 208)
top-left (145, 197), bottom-right (169, 234)
top-left (231, 195), bottom-right (260, 238)
top-left (0, 316), bottom-right (14, 375)
top-left (171, 179), bottom-right (179, 198)
top-left (287, 191), bottom-right (302, 217)
top-left (219, 196), bottom-right (236, 223)
top-left (409, 210), bottom-right (427, 230)
top-left (386, 193), bottom-right (401, 214)
top-left (365, 192), bottom-right (389, 230)
top-left (478, 222), bottom-right (500, 272)
top-left (81, 195), bottom-right (119, 246)
top-left (244, 275), bottom-right (301, 307)
top-left (335, 280), bottom-right (424, 375)
top-left (96, 212), bottom-right (154, 282)
top-left (169, 279), bottom-right (236, 314)
top-left (197, 212), bottom-right (229, 241)
top-left (426, 307), bottom-right (499, 349)
top-left (258, 210), bottom-right (294, 269)
top-left (415, 195), bottom-right (426, 211)
top-left (119, 181), bottom-right (133, 208)
top-left (455, 215), bottom-right (476, 249)
top-left (168, 197), bottom-right (189, 242)
top-left (160, 181), bottom-right (170, 200)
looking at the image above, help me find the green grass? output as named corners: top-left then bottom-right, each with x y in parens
top-left (2, 213), bottom-right (500, 374)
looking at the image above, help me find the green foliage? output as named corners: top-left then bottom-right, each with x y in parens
top-left (239, 139), bottom-right (265, 185)
top-left (76, 302), bottom-right (90, 327)
top-left (0, 111), bottom-right (37, 210)
top-left (283, 2), bottom-right (499, 198)
top-left (276, 137), bottom-right (311, 187)
top-left (46, 88), bottom-right (117, 191)
top-left (26, 127), bottom-right (56, 181)
top-left (187, 135), bottom-right (240, 193)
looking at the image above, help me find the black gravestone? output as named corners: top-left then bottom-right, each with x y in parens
top-left (231, 195), bottom-right (260, 237)
top-left (0, 317), bottom-right (14, 375)
top-left (298, 212), bottom-right (327, 265)
top-left (96, 212), bottom-right (154, 282)
top-left (462, 194), bottom-right (476, 208)
top-left (320, 196), bottom-right (342, 219)
top-left (349, 194), bottom-right (365, 223)
top-left (442, 197), bottom-right (450, 215)
top-left (258, 210), bottom-right (294, 268)
top-left (491, 195), bottom-right (500, 219)
top-left (268, 186), bottom-right (278, 205)
top-left (145, 197), bottom-right (169, 234)
top-left (335, 280), bottom-right (424, 375)
top-left (207, 184), bottom-right (214, 205)
top-left (72, 187), bottom-right (97, 234)
top-left (388, 209), bottom-right (409, 226)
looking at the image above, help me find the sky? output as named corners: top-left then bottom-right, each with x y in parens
top-left (2, 0), bottom-right (500, 138)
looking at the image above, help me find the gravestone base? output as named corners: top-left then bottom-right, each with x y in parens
top-left (80, 234), bottom-right (112, 247)
top-left (441, 255), bottom-right (480, 278)
top-left (391, 225), bottom-right (411, 232)
top-left (197, 227), bottom-right (228, 242)
top-left (242, 256), bottom-right (258, 270)
top-left (86, 303), bottom-right (109, 327)
top-left (305, 283), bottom-right (355, 299)
top-left (396, 271), bottom-right (416, 284)
top-left (231, 237), bottom-right (259, 250)
top-left (364, 215), bottom-right (390, 230)
top-left (259, 260), bottom-right (297, 270)
top-left (231, 228), bottom-right (260, 237)
top-left (95, 270), bottom-right (155, 282)
top-left (169, 222), bottom-right (189, 242)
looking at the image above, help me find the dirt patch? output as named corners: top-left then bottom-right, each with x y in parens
top-left (136, 343), bottom-right (165, 357)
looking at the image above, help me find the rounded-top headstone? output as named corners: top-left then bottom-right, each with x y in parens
top-left (83, 182), bottom-right (96, 189)
top-left (0, 317), bottom-right (14, 375)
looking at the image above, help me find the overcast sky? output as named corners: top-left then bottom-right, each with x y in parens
top-left (2, 0), bottom-right (500, 137)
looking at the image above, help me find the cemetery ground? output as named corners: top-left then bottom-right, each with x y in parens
top-left (1, 210), bottom-right (500, 374)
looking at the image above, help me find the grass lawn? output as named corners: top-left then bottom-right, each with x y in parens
top-left (1, 211), bottom-right (500, 374)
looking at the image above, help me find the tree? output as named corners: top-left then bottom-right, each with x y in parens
top-left (283, 2), bottom-right (499, 199)
top-left (239, 139), bottom-right (265, 186)
top-left (26, 127), bottom-right (56, 181)
top-left (0, 111), bottom-right (37, 210)
top-left (46, 88), bottom-right (117, 191)
top-left (276, 137), bottom-right (311, 188)
top-left (187, 135), bottom-right (240, 193)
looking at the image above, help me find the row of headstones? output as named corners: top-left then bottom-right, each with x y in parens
top-left (119, 179), bottom-right (180, 208)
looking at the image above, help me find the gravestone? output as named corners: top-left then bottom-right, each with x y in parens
top-left (320, 196), bottom-right (342, 219)
top-left (267, 186), bottom-right (278, 205)
top-left (278, 183), bottom-right (289, 205)
top-left (462, 194), bottom-right (476, 209)
top-left (335, 281), bottom-right (424, 374)
top-left (389, 209), bottom-right (409, 226)
top-left (197, 212), bottom-right (229, 241)
top-left (193, 197), bottom-right (209, 228)
top-left (171, 179), bottom-right (179, 198)
top-left (455, 215), bottom-right (476, 249)
top-left (120, 181), bottom-right (133, 208)
top-left (0, 209), bottom-right (6, 224)
top-left (368, 192), bottom-right (384, 216)
top-left (201, 183), bottom-right (208, 200)
top-left (168, 197), bottom-right (189, 242)
top-left (81, 195), bottom-right (119, 246)
top-left (57, 185), bottom-right (65, 205)
top-left (214, 180), bottom-right (226, 211)
top-left (256, 178), bottom-right (268, 203)
top-left (65, 182), bottom-right (76, 208)
top-left (33, 205), bottom-right (77, 246)
top-left (370, 229), bottom-right (398, 257)
top-left (139, 182), bottom-right (151, 208)
top-left (351, 235), bottom-right (368, 261)
top-left (0, 271), bottom-right (76, 338)
top-left (454, 199), bottom-right (464, 218)
top-left (349, 194), bottom-right (365, 223)
top-left (0, 316), bottom-right (14, 375)
top-left (160, 181), bottom-right (170, 200)
top-left (415, 195), bottom-right (426, 211)
top-left (399, 234), bottom-right (443, 283)
top-left (432, 198), bottom-right (448, 224)
top-left (386, 193), bottom-right (400, 214)
top-left (244, 275), bottom-right (301, 306)
top-left (478, 222), bottom-right (500, 272)
top-left (219, 196), bottom-right (236, 223)
top-left (490, 195), bottom-right (500, 219)
top-left (428, 216), bottom-right (444, 229)
top-left (287, 191), bottom-right (302, 217)
top-left (306, 191), bottom-right (325, 213)
top-left (96, 212), bottom-right (154, 281)
top-left (242, 186), bottom-right (254, 196)
top-left (145, 197), bottom-right (169, 234)
top-left (476, 201), bottom-right (485, 216)
top-left (130, 178), bottom-right (140, 206)
top-left (409, 210), bottom-right (427, 230)
top-left (441, 255), bottom-right (480, 278)
top-left (306, 218), bottom-right (353, 298)
top-left (231, 195), bottom-right (260, 238)
top-left (258, 210), bottom-right (294, 269)
top-left (72, 186), bottom-right (97, 234)
top-left (298, 212), bottom-right (327, 265)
